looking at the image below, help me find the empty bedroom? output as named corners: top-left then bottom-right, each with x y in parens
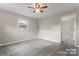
top-left (0, 3), bottom-right (79, 56)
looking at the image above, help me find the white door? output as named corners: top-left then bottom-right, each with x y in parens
top-left (61, 15), bottom-right (76, 46)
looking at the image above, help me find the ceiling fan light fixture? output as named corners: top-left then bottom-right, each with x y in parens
top-left (28, 3), bottom-right (48, 13)
top-left (36, 9), bottom-right (40, 12)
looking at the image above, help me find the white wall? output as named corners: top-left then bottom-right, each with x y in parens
top-left (38, 15), bottom-right (61, 43)
top-left (38, 8), bottom-right (79, 44)
top-left (0, 7), bottom-right (79, 46)
top-left (0, 9), bottom-right (38, 46)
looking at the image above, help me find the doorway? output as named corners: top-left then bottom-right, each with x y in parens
top-left (61, 14), bottom-right (76, 47)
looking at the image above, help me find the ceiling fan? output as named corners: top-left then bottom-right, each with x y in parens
top-left (28, 3), bottom-right (48, 13)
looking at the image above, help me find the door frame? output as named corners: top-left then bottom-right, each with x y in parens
top-left (60, 14), bottom-right (77, 47)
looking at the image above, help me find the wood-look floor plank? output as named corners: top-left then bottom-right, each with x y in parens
top-left (0, 39), bottom-right (78, 56)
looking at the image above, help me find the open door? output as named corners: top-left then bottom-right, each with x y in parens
top-left (61, 14), bottom-right (76, 47)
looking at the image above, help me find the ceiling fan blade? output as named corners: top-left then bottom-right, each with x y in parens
top-left (40, 6), bottom-right (48, 9)
top-left (40, 10), bottom-right (43, 13)
top-left (28, 7), bottom-right (35, 9)
top-left (33, 10), bottom-right (36, 13)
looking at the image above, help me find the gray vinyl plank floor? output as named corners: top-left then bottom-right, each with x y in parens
top-left (0, 39), bottom-right (78, 56)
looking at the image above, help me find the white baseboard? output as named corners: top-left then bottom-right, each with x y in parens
top-left (0, 37), bottom-right (60, 47)
top-left (38, 37), bottom-right (61, 43)
top-left (0, 38), bottom-right (35, 47)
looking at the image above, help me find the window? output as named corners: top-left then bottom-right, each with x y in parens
top-left (17, 18), bottom-right (29, 31)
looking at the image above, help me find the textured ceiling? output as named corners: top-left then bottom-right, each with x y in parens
top-left (0, 3), bottom-right (79, 19)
